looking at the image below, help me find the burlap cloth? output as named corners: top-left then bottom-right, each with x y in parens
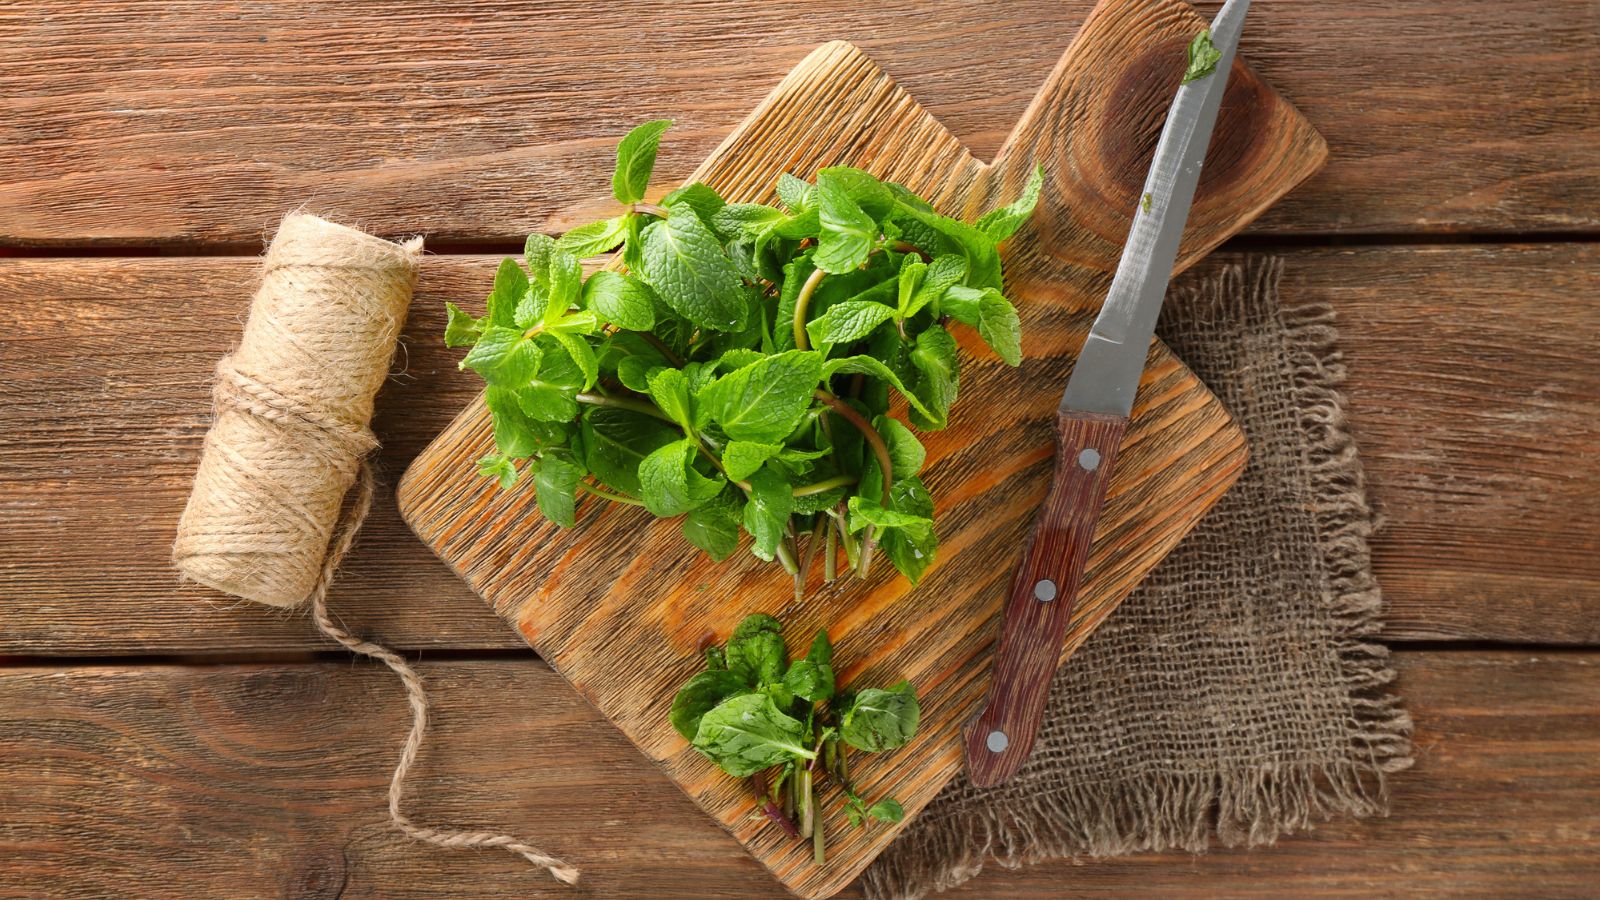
top-left (863, 256), bottom-right (1414, 898)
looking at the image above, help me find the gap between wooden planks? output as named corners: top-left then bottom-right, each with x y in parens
top-left (1, 245), bottom-right (1595, 654)
top-left (0, 651), bottom-right (1594, 897)
top-left (0, 0), bottom-right (1595, 246)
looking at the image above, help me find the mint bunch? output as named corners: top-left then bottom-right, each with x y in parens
top-left (446, 121), bottom-right (1042, 590)
top-left (670, 614), bottom-right (920, 864)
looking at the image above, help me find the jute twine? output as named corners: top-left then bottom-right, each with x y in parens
top-left (173, 212), bottom-right (577, 885)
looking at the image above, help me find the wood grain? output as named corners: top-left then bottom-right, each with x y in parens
top-left (2, 244), bottom-right (1595, 655)
top-left (1212, 245), bottom-right (1600, 645)
top-left (0, 0), bottom-right (1594, 247)
top-left (0, 652), bottom-right (1594, 897)
top-left (394, 4), bottom-right (1325, 892)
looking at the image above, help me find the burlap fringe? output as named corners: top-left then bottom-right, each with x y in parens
top-left (861, 258), bottom-right (1413, 899)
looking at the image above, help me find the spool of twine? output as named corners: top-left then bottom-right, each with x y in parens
top-left (173, 212), bottom-right (577, 885)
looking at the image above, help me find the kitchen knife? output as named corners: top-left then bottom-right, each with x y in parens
top-left (962, 0), bottom-right (1251, 787)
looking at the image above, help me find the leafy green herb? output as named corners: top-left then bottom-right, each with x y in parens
top-left (673, 614), bottom-right (921, 864)
top-left (1182, 29), bottom-right (1223, 84)
top-left (1142, 192), bottom-right (1153, 213)
top-left (443, 122), bottom-right (1043, 591)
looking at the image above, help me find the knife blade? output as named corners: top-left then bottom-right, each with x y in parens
top-left (962, 0), bottom-right (1251, 788)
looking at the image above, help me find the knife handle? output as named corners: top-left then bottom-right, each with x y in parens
top-left (962, 409), bottom-right (1127, 787)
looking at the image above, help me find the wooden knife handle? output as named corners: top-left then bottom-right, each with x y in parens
top-left (962, 409), bottom-right (1128, 787)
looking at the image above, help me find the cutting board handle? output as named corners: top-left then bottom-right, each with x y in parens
top-left (974, 0), bottom-right (1298, 276)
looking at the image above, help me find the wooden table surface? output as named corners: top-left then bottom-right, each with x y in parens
top-left (1, 1), bottom-right (1596, 896)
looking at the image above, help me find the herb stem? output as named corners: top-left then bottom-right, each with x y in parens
top-left (812, 780), bottom-right (826, 865)
top-left (577, 480), bottom-right (645, 507)
top-left (632, 330), bottom-right (685, 367)
top-left (774, 532), bottom-right (801, 576)
top-left (791, 266), bottom-right (828, 351)
top-left (824, 525), bottom-right (837, 582)
top-left (890, 240), bottom-right (931, 261)
top-left (751, 773), bottom-right (800, 839)
top-left (632, 201), bottom-right (670, 218)
top-left (813, 390), bottom-right (894, 502)
top-left (575, 391), bottom-right (676, 424)
top-left (791, 473), bottom-right (857, 497)
top-left (797, 767), bottom-right (815, 840)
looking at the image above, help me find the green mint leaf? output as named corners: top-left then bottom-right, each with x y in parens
top-left (670, 670), bottom-right (751, 741)
top-left (727, 614), bottom-right (787, 687)
top-left (847, 496), bottom-right (933, 539)
top-left (715, 348), bottom-right (766, 373)
top-left (461, 326), bottom-right (539, 386)
top-left (840, 682), bottom-right (920, 752)
top-left (816, 165), bottom-right (894, 221)
top-left (944, 285), bottom-right (1021, 365)
top-left (556, 215), bottom-right (628, 258)
top-left (906, 255), bottom-right (966, 319)
top-left (580, 406), bottom-right (680, 496)
top-left (612, 119), bottom-right (672, 205)
top-left (741, 465), bottom-right (793, 562)
top-left (616, 356), bottom-right (655, 394)
top-left (976, 291), bottom-right (1022, 366)
top-left (808, 628), bottom-right (833, 667)
top-left (445, 302), bottom-right (486, 347)
top-left (939, 284), bottom-right (984, 326)
top-left (907, 326), bottom-right (959, 430)
top-left (475, 454), bottom-right (518, 489)
top-left (533, 454), bottom-right (584, 528)
top-left (782, 657), bottom-right (834, 703)
top-left (975, 165), bottom-right (1044, 243)
top-left (846, 805), bottom-right (865, 829)
top-left (706, 646), bottom-right (728, 670)
top-left (874, 415), bottom-right (926, 479)
top-left (541, 248), bottom-right (582, 324)
top-left (893, 203), bottom-right (1002, 291)
top-left (814, 171), bottom-right (878, 274)
top-left (776, 173), bottom-right (814, 212)
top-left (1142, 192), bottom-right (1153, 213)
top-left (867, 798), bottom-right (905, 824)
top-left (682, 486), bottom-right (743, 562)
top-left (806, 300), bottom-right (897, 347)
top-left (549, 330), bottom-right (598, 390)
top-left (700, 349), bottom-right (823, 443)
top-left (486, 257), bottom-right (529, 328)
top-left (646, 366), bottom-right (693, 431)
top-left (524, 233), bottom-right (556, 283)
top-left (1182, 29), bottom-right (1223, 84)
top-left (896, 258), bottom-right (926, 319)
top-left (711, 203), bottom-right (787, 242)
top-left (661, 181), bottom-right (726, 223)
top-left (821, 355), bottom-right (935, 423)
top-left (640, 203), bottom-right (749, 331)
top-left (638, 438), bottom-right (724, 517)
top-left (485, 386), bottom-right (568, 458)
top-left (880, 476), bottom-right (937, 583)
top-left (622, 210), bottom-right (647, 274)
top-left (722, 440), bottom-right (783, 482)
top-left (692, 692), bottom-right (814, 777)
top-left (582, 273), bottom-right (656, 333)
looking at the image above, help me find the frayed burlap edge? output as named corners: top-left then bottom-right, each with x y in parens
top-left (860, 258), bottom-right (1413, 899)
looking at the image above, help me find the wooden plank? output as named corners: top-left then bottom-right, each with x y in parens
top-left (0, 651), bottom-right (1594, 897)
top-left (392, 9), bottom-right (1322, 890)
top-left (1220, 245), bottom-right (1600, 644)
top-left (1, 244), bottom-right (1595, 655)
top-left (1, 0), bottom-right (1595, 246)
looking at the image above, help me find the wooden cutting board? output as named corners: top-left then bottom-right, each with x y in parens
top-left (397, 1), bottom-right (1325, 895)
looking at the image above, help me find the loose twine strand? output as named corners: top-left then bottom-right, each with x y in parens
top-left (174, 213), bottom-right (576, 885)
top-left (308, 461), bottom-right (580, 886)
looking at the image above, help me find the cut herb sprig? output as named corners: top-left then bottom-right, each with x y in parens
top-left (672, 614), bottom-right (920, 865)
top-left (445, 121), bottom-right (1043, 591)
